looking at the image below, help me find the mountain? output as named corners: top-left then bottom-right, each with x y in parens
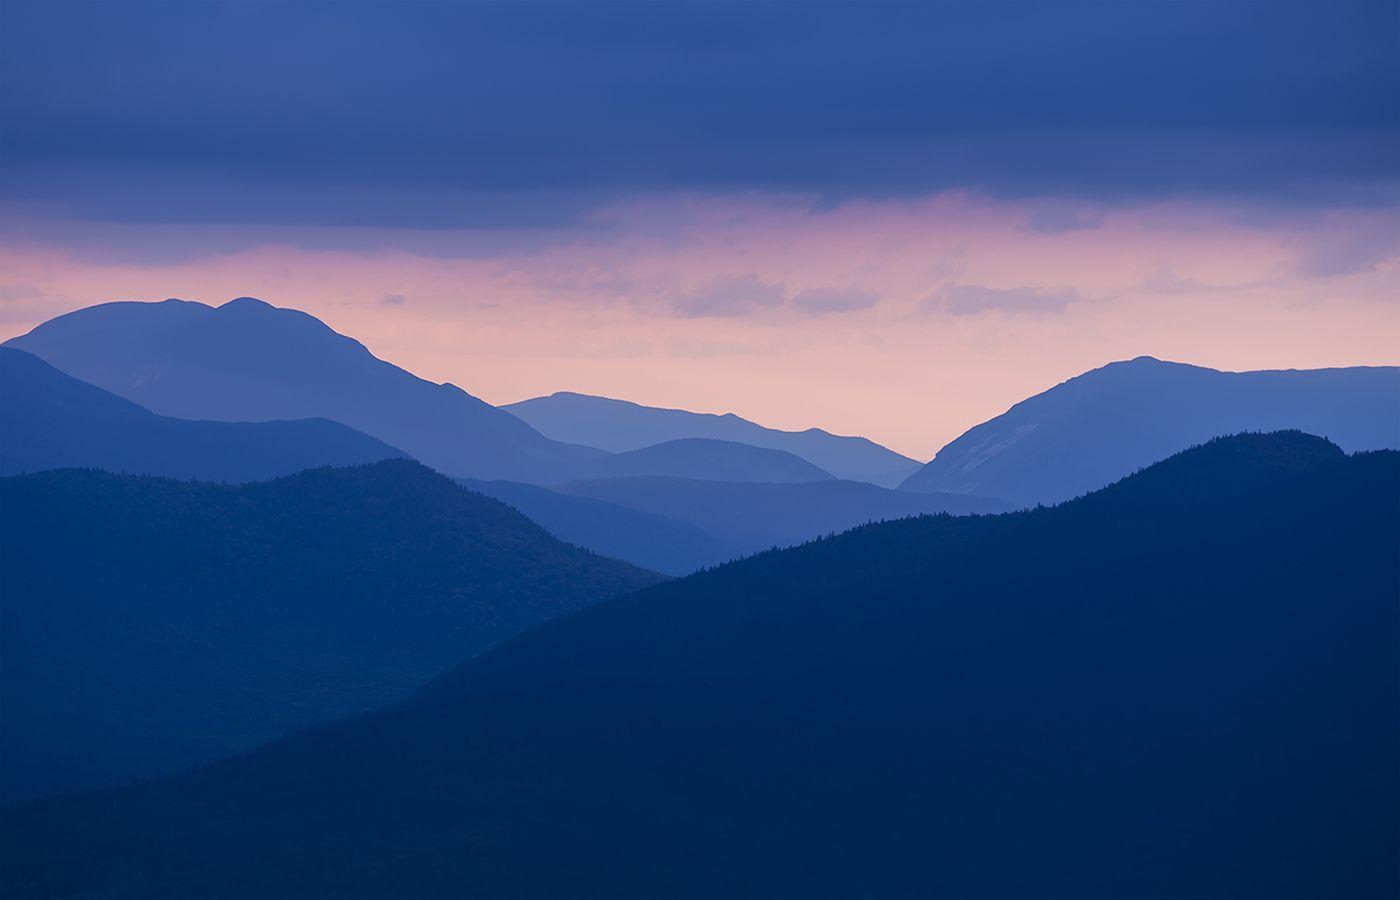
top-left (576, 438), bottom-right (834, 484)
top-left (505, 391), bottom-right (923, 486)
top-left (460, 479), bottom-right (743, 576)
top-left (901, 356), bottom-right (1400, 506)
top-left (556, 475), bottom-right (1008, 553)
top-left (0, 461), bottom-right (659, 800)
top-left (0, 347), bottom-right (407, 481)
top-left (3, 298), bottom-right (605, 482)
top-left (12, 431), bottom-right (1387, 899)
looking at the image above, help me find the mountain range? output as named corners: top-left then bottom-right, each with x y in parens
top-left (465, 476), bottom-right (1004, 574)
top-left (3, 298), bottom-right (604, 483)
top-left (9, 300), bottom-right (1398, 510)
top-left (506, 391), bottom-right (923, 486)
top-left (0, 347), bottom-right (406, 481)
top-left (571, 437), bottom-right (833, 483)
top-left (3, 298), bottom-right (856, 486)
top-left (460, 478), bottom-right (741, 576)
top-left (902, 355), bottom-right (1400, 506)
top-left (556, 475), bottom-right (1007, 555)
top-left (0, 461), bottom-right (658, 800)
top-left (5, 432), bottom-right (1393, 899)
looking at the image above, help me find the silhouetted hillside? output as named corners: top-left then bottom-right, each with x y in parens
top-left (460, 479), bottom-right (743, 575)
top-left (902, 356), bottom-right (1400, 505)
top-left (557, 475), bottom-right (1008, 553)
top-left (506, 391), bottom-right (922, 486)
top-left (0, 347), bottom-right (406, 481)
top-left (8, 432), bottom-right (1391, 899)
top-left (3, 298), bottom-right (604, 482)
top-left (575, 438), bottom-right (834, 483)
top-left (0, 461), bottom-right (658, 800)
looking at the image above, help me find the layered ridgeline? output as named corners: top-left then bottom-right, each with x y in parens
top-left (4, 298), bottom-right (853, 486)
top-left (506, 391), bottom-right (923, 487)
top-left (460, 479), bottom-right (743, 576)
top-left (903, 356), bottom-right (1400, 506)
top-left (0, 347), bottom-right (406, 481)
top-left (465, 476), bottom-right (1002, 575)
top-left (557, 476), bottom-right (1007, 558)
top-left (2, 298), bottom-right (605, 483)
top-left (0, 461), bottom-right (658, 800)
top-left (7, 432), bottom-right (1393, 899)
top-left (574, 438), bottom-right (832, 483)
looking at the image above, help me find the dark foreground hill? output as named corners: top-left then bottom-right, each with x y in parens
top-left (0, 347), bottom-right (406, 481)
top-left (0, 462), bottom-right (658, 800)
top-left (3, 298), bottom-right (604, 482)
top-left (506, 391), bottom-right (922, 486)
top-left (557, 475), bottom-right (1008, 554)
top-left (5, 432), bottom-right (1394, 899)
top-left (902, 356), bottom-right (1400, 506)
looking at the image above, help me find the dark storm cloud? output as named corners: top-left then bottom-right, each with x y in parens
top-left (1, 0), bottom-right (1396, 228)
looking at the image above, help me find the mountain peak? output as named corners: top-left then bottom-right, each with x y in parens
top-left (902, 358), bottom-right (1399, 505)
top-left (219, 296), bottom-right (275, 311)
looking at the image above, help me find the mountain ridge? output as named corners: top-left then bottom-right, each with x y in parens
top-left (9, 432), bottom-right (1389, 898)
top-left (0, 459), bottom-right (660, 800)
top-left (0, 347), bottom-right (408, 481)
top-left (901, 355), bottom-right (1400, 505)
top-left (3, 298), bottom-right (604, 483)
top-left (505, 390), bottom-right (922, 486)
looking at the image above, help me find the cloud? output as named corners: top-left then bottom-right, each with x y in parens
top-left (0, 282), bottom-right (43, 302)
top-left (1024, 207), bottom-right (1104, 235)
top-left (378, 292), bottom-right (407, 307)
top-left (928, 282), bottom-right (1085, 316)
top-left (1294, 229), bottom-right (1400, 278)
top-left (1136, 267), bottom-right (1228, 295)
top-left (791, 287), bottom-right (880, 315)
top-left (672, 274), bottom-right (786, 318)
top-left (1, 1), bottom-right (1394, 230)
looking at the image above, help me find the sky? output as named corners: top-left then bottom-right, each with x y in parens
top-left (1, 0), bottom-right (1397, 458)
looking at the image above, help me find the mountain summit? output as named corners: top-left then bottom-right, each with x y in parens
top-left (3, 298), bottom-right (603, 482)
top-left (902, 356), bottom-right (1400, 506)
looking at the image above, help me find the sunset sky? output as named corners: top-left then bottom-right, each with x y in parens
top-left (2, 0), bottom-right (1396, 457)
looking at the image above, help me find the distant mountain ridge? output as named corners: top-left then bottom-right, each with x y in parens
top-left (557, 475), bottom-right (1008, 555)
top-left (0, 347), bottom-right (406, 481)
top-left (3, 298), bottom-right (604, 483)
top-left (902, 356), bottom-right (1400, 506)
top-left (460, 479), bottom-right (743, 576)
top-left (465, 474), bottom-right (1002, 575)
top-left (575, 438), bottom-right (834, 484)
top-left (0, 460), bottom-right (659, 800)
top-left (5, 299), bottom-right (887, 486)
top-left (506, 391), bottom-right (922, 486)
top-left (6, 432), bottom-right (1393, 898)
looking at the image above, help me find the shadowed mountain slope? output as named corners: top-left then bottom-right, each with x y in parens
top-left (0, 461), bottom-right (659, 800)
top-left (556, 475), bottom-right (1007, 553)
top-left (574, 438), bottom-right (833, 484)
top-left (8, 432), bottom-right (1390, 899)
top-left (3, 298), bottom-right (604, 482)
top-left (459, 479), bottom-right (742, 576)
top-left (0, 347), bottom-right (406, 481)
top-left (506, 391), bottom-right (922, 486)
top-left (902, 356), bottom-right (1400, 506)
